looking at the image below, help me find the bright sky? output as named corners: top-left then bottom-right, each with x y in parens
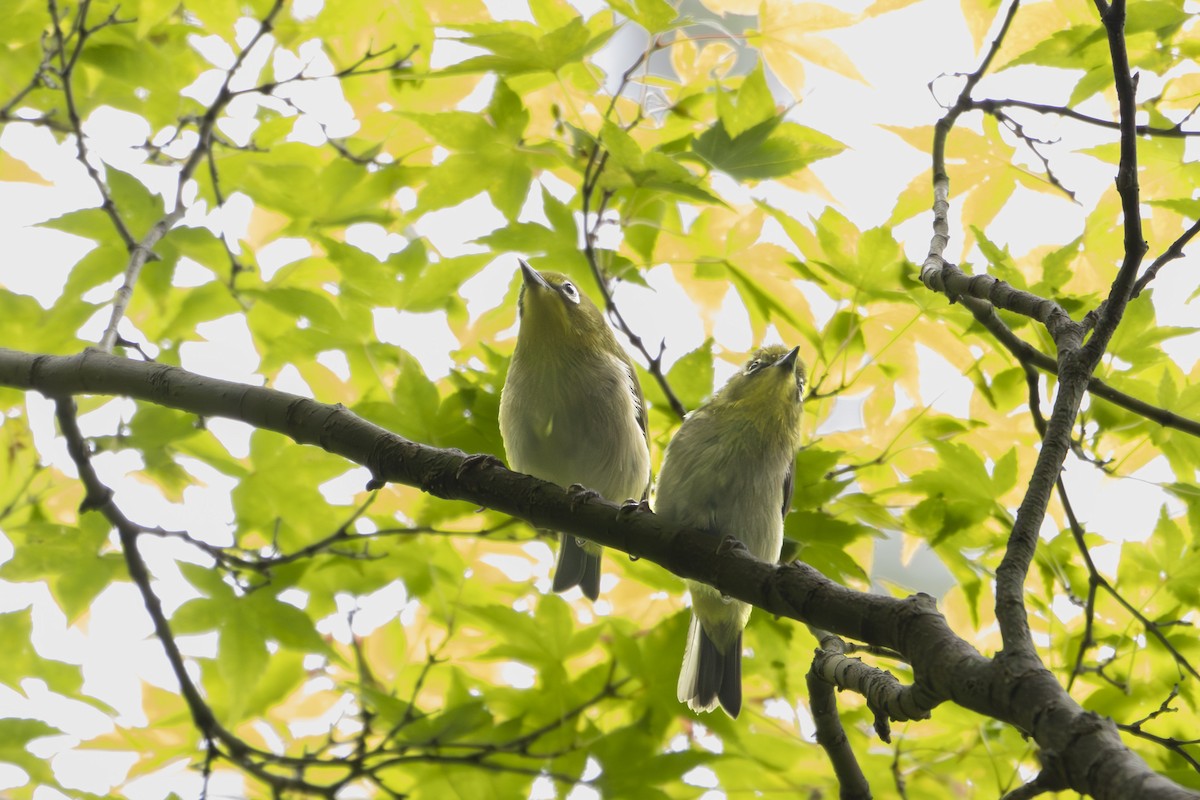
top-left (0, 0), bottom-right (1197, 797)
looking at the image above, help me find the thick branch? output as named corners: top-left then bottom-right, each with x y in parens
top-left (810, 648), bottom-right (938, 732)
top-left (806, 659), bottom-right (872, 799)
top-left (1083, 0), bottom-right (1148, 359)
top-left (2, 348), bottom-right (1195, 800)
top-left (921, 262), bottom-right (1085, 350)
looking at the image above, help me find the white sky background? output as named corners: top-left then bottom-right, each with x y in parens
top-left (0, 0), bottom-right (1198, 797)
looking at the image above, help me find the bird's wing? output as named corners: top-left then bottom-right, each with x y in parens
top-left (625, 354), bottom-right (652, 500)
top-left (781, 461), bottom-right (795, 520)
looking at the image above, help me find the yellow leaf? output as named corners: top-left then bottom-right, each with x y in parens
top-left (670, 263), bottom-right (730, 332)
top-left (669, 38), bottom-right (737, 85)
top-left (959, 172), bottom-right (1015, 257)
top-left (959, 0), bottom-right (1002, 53)
top-left (899, 530), bottom-right (923, 566)
top-left (776, 164), bottom-right (837, 201)
top-left (882, 123), bottom-right (933, 154)
top-left (1163, 74), bottom-right (1200, 111)
top-left (887, 169), bottom-right (934, 226)
top-left (245, 207), bottom-right (291, 251)
top-left (863, 0), bottom-right (923, 15)
top-left (0, 153), bottom-right (51, 185)
top-left (751, 0), bottom-right (867, 92)
top-left (759, 0), bottom-right (860, 33)
top-left (993, 0), bottom-right (1088, 68)
top-left (699, 0), bottom-right (759, 14)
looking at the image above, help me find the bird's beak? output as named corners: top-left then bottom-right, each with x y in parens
top-left (519, 259), bottom-right (552, 292)
top-left (773, 346), bottom-right (801, 373)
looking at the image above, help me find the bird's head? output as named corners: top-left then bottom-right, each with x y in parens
top-left (711, 345), bottom-right (806, 434)
top-left (515, 259), bottom-right (611, 350)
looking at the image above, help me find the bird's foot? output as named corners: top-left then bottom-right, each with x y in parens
top-left (566, 483), bottom-right (601, 510)
top-left (716, 535), bottom-right (748, 555)
top-left (456, 452), bottom-right (505, 480)
top-left (616, 497), bottom-right (651, 519)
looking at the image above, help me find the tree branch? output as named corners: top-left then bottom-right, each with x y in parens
top-left (1082, 0), bottom-right (1147, 360)
top-left (810, 642), bottom-right (938, 735)
top-left (971, 98), bottom-right (1200, 138)
top-left (4, 348), bottom-right (1195, 800)
top-left (963, 297), bottom-right (1200, 438)
top-left (579, 41), bottom-right (687, 421)
top-left (921, 0), bottom-right (1164, 660)
top-left (51, 398), bottom-right (330, 796)
top-left (49, 0), bottom-right (137, 252)
top-left (1131, 215), bottom-right (1200, 299)
top-left (807, 650), bottom-right (872, 799)
top-left (95, 0), bottom-right (288, 353)
top-left (921, 261), bottom-right (1086, 350)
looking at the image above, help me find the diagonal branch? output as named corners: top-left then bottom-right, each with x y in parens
top-left (52, 398), bottom-right (329, 796)
top-left (1131, 215), bottom-right (1200, 299)
top-left (810, 641), bottom-right (938, 736)
top-left (962, 297), bottom-right (1200, 438)
top-left (921, 261), bottom-right (1086, 350)
top-left (96, 0), bottom-right (288, 353)
top-left (4, 347), bottom-right (1196, 800)
top-left (49, 0), bottom-right (137, 252)
top-left (579, 41), bottom-right (687, 421)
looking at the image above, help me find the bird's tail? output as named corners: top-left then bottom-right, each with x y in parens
top-left (677, 614), bottom-right (742, 718)
top-left (552, 534), bottom-right (601, 601)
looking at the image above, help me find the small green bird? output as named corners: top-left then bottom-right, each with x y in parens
top-left (655, 345), bottom-right (806, 717)
top-left (499, 260), bottom-right (651, 601)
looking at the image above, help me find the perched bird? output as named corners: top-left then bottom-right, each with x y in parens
top-left (499, 260), bottom-right (651, 601)
top-left (655, 345), bottom-right (806, 717)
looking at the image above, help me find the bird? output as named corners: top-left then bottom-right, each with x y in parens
top-left (499, 259), bottom-right (651, 601)
top-left (655, 344), bottom-right (806, 717)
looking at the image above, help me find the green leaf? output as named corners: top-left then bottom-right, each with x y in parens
top-left (441, 18), bottom-right (617, 75)
top-left (717, 61), bottom-right (776, 140)
top-left (594, 121), bottom-right (721, 203)
top-left (606, 0), bottom-right (677, 33)
top-left (0, 717), bottom-right (61, 786)
top-left (0, 609), bottom-right (85, 699)
top-left (691, 117), bottom-right (844, 181)
top-left (105, 167), bottom-right (164, 241)
top-left (0, 515), bottom-right (126, 622)
top-left (665, 339), bottom-right (714, 410)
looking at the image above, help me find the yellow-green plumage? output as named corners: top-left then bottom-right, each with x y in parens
top-left (499, 261), bottom-right (651, 600)
top-left (654, 345), bottom-right (806, 717)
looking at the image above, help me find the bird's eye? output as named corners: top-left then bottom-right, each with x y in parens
top-left (561, 282), bottom-right (580, 304)
top-left (746, 360), bottom-right (762, 374)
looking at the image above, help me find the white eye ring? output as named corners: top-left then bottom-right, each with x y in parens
top-left (746, 360), bottom-right (762, 374)
top-left (561, 282), bottom-right (580, 304)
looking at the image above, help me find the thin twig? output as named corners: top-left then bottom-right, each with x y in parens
top-left (578, 41), bottom-right (688, 420)
top-left (964, 298), bottom-right (1200, 438)
top-left (1131, 215), bottom-right (1200, 299)
top-left (972, 98), bottom-right (1200, 138)
top-left (1056, 478), bottom-right (1200, 686)
top-left (97, 0), bottom-right (289, 352)
top-left (53, 399), bottom-right (333, 795)
top-left (49, 0), bottom-right (137, 251)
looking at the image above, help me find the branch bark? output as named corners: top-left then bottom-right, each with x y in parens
top-left (2, 347), bottom-right (1195, 800)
